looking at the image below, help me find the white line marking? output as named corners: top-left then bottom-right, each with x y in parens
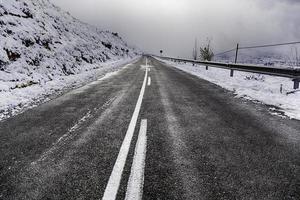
top-left (147, 77), bottom-right (151, 86)
top-left (102, 67), bottom-right (148, 200)
top-left (125, 119), bottom-right (147, 200)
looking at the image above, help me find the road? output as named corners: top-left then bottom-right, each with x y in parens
top-left (0, 56), bottom-right (299, 200)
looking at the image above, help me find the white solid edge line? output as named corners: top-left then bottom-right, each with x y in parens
top-left (102, 66), bottom-right (148, 200)
top-left (147, 77), bottom-right (151, 86)
top-left (125, 119), bottom-right (147, 200)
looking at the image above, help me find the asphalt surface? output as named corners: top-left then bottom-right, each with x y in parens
top-left (0, 56), bottom-right (299, 200)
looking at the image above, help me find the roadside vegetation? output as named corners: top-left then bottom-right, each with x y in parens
top-left (192, 39), bottom-right (214, 61)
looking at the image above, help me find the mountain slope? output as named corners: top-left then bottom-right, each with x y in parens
top-left (0, 0), bottom-right (140, 120)
top-left (0, 0), bottom-right (139, 85)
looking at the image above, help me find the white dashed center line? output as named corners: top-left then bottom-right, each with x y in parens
top-left (125, 119), bottom-right (148, 200)
top-left (102, 66), bottom-right (148, 200)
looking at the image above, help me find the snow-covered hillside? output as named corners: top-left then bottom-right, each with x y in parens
top-left (0, 0), bottom-right (140, 120)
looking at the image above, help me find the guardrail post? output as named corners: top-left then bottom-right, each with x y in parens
top-left (293, 78), bottom-right (300, 89)
top-left (229, 64), bottom-right (234, 77)
top-left (206, 66), bottom-right (208, 70)
top-left (230, 68), bottom-right (234, 77)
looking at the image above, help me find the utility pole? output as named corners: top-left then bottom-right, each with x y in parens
top-left (194, 38), bottom-right (198, 60)
top-left (192, 38), bottom-right (198, 66)
top-left (231, 43), bottom-right (239, 77)
top-left (234, 43), bottom-right (239, 63)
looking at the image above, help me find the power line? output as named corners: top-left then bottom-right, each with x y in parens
top-left (240, 41), bottom-right (300, 50)
top-left (215, 41), bottom-right (300, 56)
top-left (214, 48), bottom-right (236, 56)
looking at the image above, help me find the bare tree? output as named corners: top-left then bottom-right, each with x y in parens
top-left (294, 47), bottom-right (299, 67)
top-left (199, 39), bottom-right (214, 61)
top-left (287, 46), bottom-right (300, 67)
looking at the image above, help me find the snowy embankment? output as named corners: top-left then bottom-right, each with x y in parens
top-left (0, 0), bottom-right (140, 120)
top-left (0, 57), bottom-right (139, 121)
top-left (159, 59), bottom-right (300, 120)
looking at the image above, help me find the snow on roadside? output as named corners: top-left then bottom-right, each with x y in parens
top-left (0, 57), bottom-right (139, 121)
top-left (159, 58), bottom-right (300, 120)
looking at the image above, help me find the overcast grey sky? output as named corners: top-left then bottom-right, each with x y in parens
top-left (50, 0), bottom-right (300, 58)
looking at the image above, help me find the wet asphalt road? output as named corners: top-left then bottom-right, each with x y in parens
top-left (0, 56), bottom-right (299, 200)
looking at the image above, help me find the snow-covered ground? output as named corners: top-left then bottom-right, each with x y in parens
top-left (0, 0), bottom-right (141, 120)
top-left (158, 58), bottom-right (300, 120)
top-left (0, 57), bottom-right (139, 121)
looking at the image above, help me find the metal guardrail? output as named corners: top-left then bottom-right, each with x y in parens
top-left (152, 55), bottom-right (300, 89)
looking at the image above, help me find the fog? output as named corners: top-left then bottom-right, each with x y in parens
top-left (50, 0), bottom-right (300, 58)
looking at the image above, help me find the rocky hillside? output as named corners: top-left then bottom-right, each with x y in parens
top-left (0, 0), bottom-right (139, 88)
